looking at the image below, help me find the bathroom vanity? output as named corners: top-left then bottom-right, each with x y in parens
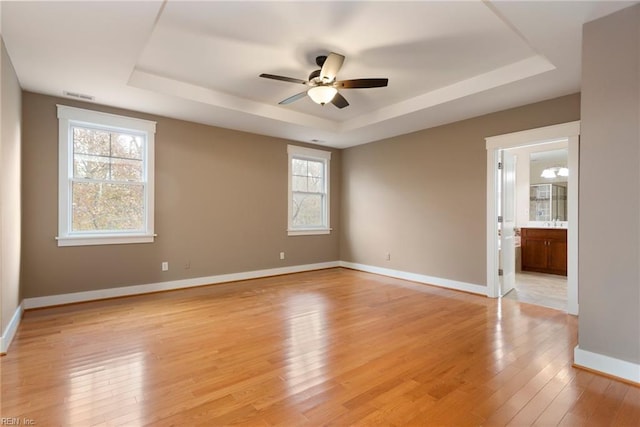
top-left (520, 227), bottom-right (567, 276)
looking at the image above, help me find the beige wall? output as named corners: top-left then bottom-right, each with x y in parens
top-left (20, 90), bottom-right (579, 300)
top-left (340, 94), bottom-right (580, 286)
top-left (21, 92), bottom-right (340, 298)
top-left (579, 5), bottom-right (640, 364)
top-left (1, 39), bottom-right (22, 337)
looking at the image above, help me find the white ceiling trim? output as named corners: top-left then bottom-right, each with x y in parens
top-left (129, 51), bottom-right (555, 137)
top-left (342, 54), bottom-right (556, 133)
top-left (128, 68), bottom-right (339, 131)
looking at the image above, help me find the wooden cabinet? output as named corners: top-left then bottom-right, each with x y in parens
top-left (521, 228), bottom-right (567, 276)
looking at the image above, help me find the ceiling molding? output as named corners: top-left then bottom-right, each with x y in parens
top-left (2, 1), bottom-right (636, 148)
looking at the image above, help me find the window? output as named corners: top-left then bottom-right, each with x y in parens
top-left (288, 145), bottom-right (331, 236)
top-left (57, 105), bottom-right (156, 246)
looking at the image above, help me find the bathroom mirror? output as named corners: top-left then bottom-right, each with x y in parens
top-left (529, 149), bottom-right (568, 222)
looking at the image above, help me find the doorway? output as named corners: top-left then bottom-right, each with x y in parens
top-left (503, 144), bottom-right (569, 309)
top-left (486, 121), bottom-right (579, 315)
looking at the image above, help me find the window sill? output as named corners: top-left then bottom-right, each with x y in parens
top-left (287, 228), bottom-right (332, 236)
top-left (56, 234), bottom-right (156, 247)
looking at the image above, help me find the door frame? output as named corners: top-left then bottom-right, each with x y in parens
top-left (485, 121), bottom-right (580, 315)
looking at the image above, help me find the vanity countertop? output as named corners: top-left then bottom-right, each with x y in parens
top-left (524, 221), bottom-right (568, 229)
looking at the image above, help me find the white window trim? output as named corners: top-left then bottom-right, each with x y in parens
top-left (287, 145), bottom-right (331, 236)
top-left (56, 105), bottom-right (157, 247)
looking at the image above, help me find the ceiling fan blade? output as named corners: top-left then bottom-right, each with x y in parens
top-left (331, 92), bottom-right (349, 109)
top-left (320, 52), bottom-right (345, 82)
top-left (336, 78), bottom-right (389, 89)
top-left (260, 73), bottom-right (307, 85)
top-left (279, 91), bottom-right (308, 105)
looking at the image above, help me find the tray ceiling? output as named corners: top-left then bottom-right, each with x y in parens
top-left (2, 1), bottom-right (636, 148)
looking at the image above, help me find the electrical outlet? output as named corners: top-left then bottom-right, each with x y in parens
top-left (184, 260), bottom-right (191, 269)
top-left (385, 252), bottom-right (391, 261)
top-left (279, 252), bottom-right (285, 260)
top-left (162, 261), bottom-right (169, 271)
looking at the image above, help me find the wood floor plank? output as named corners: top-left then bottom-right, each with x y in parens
top-left (560, 374), bottom-right (613, 424)
top-left (1, 268), bottom-right (636, 426)
top-left (532, 374), bottom-right (590, 426)
top-left (611, 386), bottom-right (640, 426)
top-left (507, 365), bottom-right (577, 426)
top-left (588, 379), bottom-right (634, 426)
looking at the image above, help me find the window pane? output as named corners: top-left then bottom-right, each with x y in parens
top-left (111, 133), bottom-right (143, 160)
top-left (292, 158), bottom-right (308, 176)
top-left (74, 154), bottom-right (110, 180)
top-left (307, 175), bottom-right (324, 193)
top-left (307, 160), bottom-right (323, 178)
top-left (292, 175), bottom-right (308, 192)
top-left (72, 182), bottom-right (144, 231)
top-left (111, 158), bottom-right (143, 182)
top-left (73, 127), bottom-right (110, 156)
top-left (292, 192), bottom-right (324, 227)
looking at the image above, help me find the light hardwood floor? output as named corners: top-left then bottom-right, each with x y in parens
top-left (1, 268), bottom-right (638, 426)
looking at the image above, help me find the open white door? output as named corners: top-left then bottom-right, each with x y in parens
top-left (500, 150), bottom-right (516, 296)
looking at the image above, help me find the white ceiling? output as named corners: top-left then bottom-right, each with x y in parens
top-left (531, 148), bottom-right (568, 164)
top-left (1, 1), bottom-right (636, 149)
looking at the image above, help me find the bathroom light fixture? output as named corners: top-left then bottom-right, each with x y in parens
top-left (541, 166), bottom-right (569, 179)
top-left (307, 86), bottom-right (337, 105)
top-left (541, 169), bottom-right (557, 178)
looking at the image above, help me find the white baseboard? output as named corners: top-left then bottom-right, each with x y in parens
top-left (339, 261), bottom-right (487, 296)
top-left (23, 261), bottom-right (340, 310)
top-left (574, 346), bottom-right (640, 384)
top-left (1, 302), bottom-right (24, 354)
top-left (21, 261), bottom-right (485, 311)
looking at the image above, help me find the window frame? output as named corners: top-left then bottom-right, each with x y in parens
top-left (56, 105), bottom-right (157, 247)
top-left (287, 144), bottom-right (331, 236)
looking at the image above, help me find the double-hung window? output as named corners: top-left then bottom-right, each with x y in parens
top-left (57, 105), bottom-right (156, 246)
top-left (287, 145), bottom-right (331, 236)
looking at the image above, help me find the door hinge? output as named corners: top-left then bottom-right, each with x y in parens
top-left (498, 216), bottom-right (503, 223)
top-left (498, 162), bottom-right (503, 170)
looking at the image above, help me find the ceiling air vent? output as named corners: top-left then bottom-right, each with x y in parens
top-left (63, 91), bottom-right (95, 101)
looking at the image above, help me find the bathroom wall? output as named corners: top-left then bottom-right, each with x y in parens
top-left (509, 142), bottom-right (568, 227)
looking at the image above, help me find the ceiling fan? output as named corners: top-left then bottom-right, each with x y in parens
top-left (259, 52), bottom-right (389, 109)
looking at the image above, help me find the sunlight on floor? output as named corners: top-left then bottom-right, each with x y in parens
top-left (68, 351), bottom-right (145, 426)
top-left (284, 293), bottom-right (328, 395)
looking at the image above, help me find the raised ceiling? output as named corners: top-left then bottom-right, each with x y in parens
top-left (1, 1), bottom-right (636, 148)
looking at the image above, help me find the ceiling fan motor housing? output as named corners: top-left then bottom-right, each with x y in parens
top-left (308, 69), bottom-right (321, 83)
top-left (315, 55), bottom-right (327, 67)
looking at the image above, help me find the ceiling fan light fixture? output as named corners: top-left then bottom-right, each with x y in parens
top-left (260, 52), bottom-right (388, 108)
top-left (307, 86), bottom-right (337, 105)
